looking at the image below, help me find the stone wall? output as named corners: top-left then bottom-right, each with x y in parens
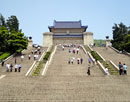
top-left (53, 37), bottom-right (83, 45)
top-left (83, 32), bottom-right (94, 45)
top-left (43, 32), bottom-right (53, 47)
top-left (51, 28), bottom-right (85, 33)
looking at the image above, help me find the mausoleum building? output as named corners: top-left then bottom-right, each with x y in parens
top-left (43, 20), bottom-right (93, 47)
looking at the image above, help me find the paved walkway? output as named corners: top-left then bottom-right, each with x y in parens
top-left (0, 46), bottom-right (130, 101)
top-left (0, 47), bottom-right (47, 77)
top-left (46, 46), bottom-right (103, 76)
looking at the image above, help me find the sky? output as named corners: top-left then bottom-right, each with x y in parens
top-left (0, 0), bottom-right (130, 45)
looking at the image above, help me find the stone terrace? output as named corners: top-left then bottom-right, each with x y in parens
top-left (0, 46), bottom-right (130, 101)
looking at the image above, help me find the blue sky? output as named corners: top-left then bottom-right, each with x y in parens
top-left (0, 0), bottom-right (130, 45)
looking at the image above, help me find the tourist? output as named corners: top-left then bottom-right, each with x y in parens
top-left (35, 49), bottom-right (37, 54)
top-left (28, 54), bottom-right (31, 60)
top-left (87, 65), bottom-right (91, 75)
top-left (119, 62), bottom-right (123, 75)
top-left (68, 58), bottom-right (71, 64)
top-left (71, 57), bottom-right (75, 64)
top-left (21, 55), bottom-right (24, 62)
top-left (39, 51), bottom-right (41, 55)
top-left (6, 63), bottom-right (10, 72)
top-left (15, 57), bottom-right (17, 64)
top-left (18, 64), bottom-right (22, 72)
top-left (77, 58), bottom-right (80, 64)
top-left (34, 54), bottom-right (36, 60)
top-left (10, 63), bottom-right (13, 72)
top-left (123, 63), bottom-right (127, 75)
top-left (15, 64), bottom-right (18, 72)
top-left (36, 54), bottom-right (38, 60)
top-left (93, 58), bottom-right (96, 65)
top-left (80, 58), bottom-right (83, 64)
top-left (73, 48), bottom-right (76, 54)
top-left (38, 46), bottom-right (40, 51)
top-left (76, 48), bottom-right (79, 54)
top-left (69, 49), bottom-right (71, 53)
top-left (1, 59), bottom-right (5, 67)
top-left (31, 50), bottom-right (34, 54)
top-left (105, 67), bottom-right (109, 75)
top-left (88, 58), bottom-right (91, 64)
top-left (62, 46), bottom-right (64, 51)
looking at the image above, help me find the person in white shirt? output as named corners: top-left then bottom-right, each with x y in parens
top-left (15, 64), bottom-right (18, 72)
top-left (76, 48), bottom-right (79, 54)
top-left (6, 63), bottom-right (10, 72)
top-left (105, 67), bottom-right (109, 75)
top-left (28, 55), bottom-right (31, 60)
top-left (36, 55), bottom-right (39, 60)
top-left (93, 58), bottom-right (96, 65)
top-left (21, 55), bottom-right (24, 61)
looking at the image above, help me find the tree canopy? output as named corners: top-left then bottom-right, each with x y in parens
top-left (111, 22), bottom-right (130, 52)
top-left (0, 13), bottom-right (28, 53)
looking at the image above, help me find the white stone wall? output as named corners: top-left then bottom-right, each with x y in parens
top-left (27, 40), bottom-right (33, 49)
top-left (106, 39), bottom-right (111, 47)
top-left (83, 32), bottom-right (94, 45)
top-left (53, 40), bottom-right (83, 45)
top-left (43, 32), bottom-right (53, 47)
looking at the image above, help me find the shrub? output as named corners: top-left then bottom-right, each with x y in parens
top-left (91, 51), bottom-right (102, 61)
top-left (0, 52), bottom-right (11, 62)
top-left (43, 52), bottom-right (51, 61)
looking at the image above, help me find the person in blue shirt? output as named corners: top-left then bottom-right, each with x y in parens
top-left (88, 58), bottom-right (91, 64)
top-left (18, 64), bottom-right (22, 72)
top-left (123, 63), bottom-right (127, 75)
top-left (119, 62), bottom-right (123, 75)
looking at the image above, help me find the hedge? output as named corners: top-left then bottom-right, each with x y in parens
top-left (43, 52), bottom-right (51, 61)
top-left (0, 52), bottom-right (11, 62)
top-left (91, 51), bottom-right (102, 61)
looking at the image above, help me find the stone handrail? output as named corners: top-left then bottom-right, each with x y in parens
top-left (109, 60), bottom-right (119, 71)
top-left (109, 46), bottom-right (120, 53)
top-left (42, 45), bottom-right (57, 76)
top-left (0, 54), bottom-right (14, 65)
top-left (80, 45), bottom-right (95, 63)
top-left (97, 60), bottom-right (110, 75)
top-left (96, 51), bottom-right (106, 61)
top-left (88, 45), bottom-right (93, 51)
top-left (26, 50), bottom-right (46, 76)
top-left (109, 46), bottom-right (130, 57)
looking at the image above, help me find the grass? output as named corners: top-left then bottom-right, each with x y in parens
top-left (0, 52), bottom-right (11, 62)
top-left (32, 46), bottom-right (54, 76)
top-left (102, 61), bottom-right (119, 75)
top-left (32, 60), bottom-right (44, 76)
top-left (91, 51), bottom-right (103, 61)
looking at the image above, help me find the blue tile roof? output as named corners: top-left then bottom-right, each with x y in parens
top-left (49, 20), bottom-right (87, 29)
top-left (54, 20), bottom-right (81, 28)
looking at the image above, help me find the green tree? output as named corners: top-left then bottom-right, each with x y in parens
top-left (6, 15), bottom-right (19, 32)
top-left (120, 34), bottom-right (130, 53)
top-left (8, 31), bottom-right (28, 53)
top-left (0, 13), bottom-right (6, 27)
top-left (111, 23), bottom-right (128, 50)
top-left (0, 26), bottom-right (9, 51)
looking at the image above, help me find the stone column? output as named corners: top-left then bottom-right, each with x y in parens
top-left (43, 32), bottom-right (53, 47)
top-left (83, 32), bottom-right (94, 45)
top-left (28, 39), bottom-right (33, 49)
top-left (105, 36), bottom-right (111, 47)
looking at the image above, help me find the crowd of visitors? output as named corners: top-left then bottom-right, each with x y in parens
top-left (1, 46), bottom-right (42, 73)
top-left (60, 43), bottom-right (93, 76)
top-left (118, 62), bottom-right (127, 75)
